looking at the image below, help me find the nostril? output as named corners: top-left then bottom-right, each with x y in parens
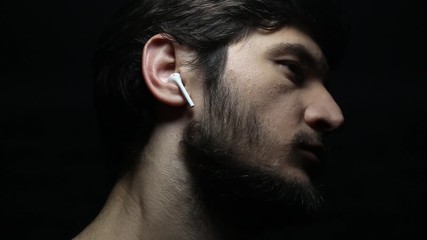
top-left (308, 119), bottom-right (334, 132)
top-left (304, 107), bottom-right (344, 132)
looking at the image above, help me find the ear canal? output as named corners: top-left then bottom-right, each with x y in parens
top-left (167, 73), bottom-right (195, 108)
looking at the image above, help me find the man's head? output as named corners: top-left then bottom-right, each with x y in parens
top-left (94, 0), bottom-right (346, 231)
top-left (94, 0), bottom-right (346, 174)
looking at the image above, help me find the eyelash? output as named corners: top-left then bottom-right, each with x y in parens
top-left (276, 60), bottom-right (305, 84)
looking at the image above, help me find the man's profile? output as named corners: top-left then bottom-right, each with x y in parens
top-left (74, 0), bottom-right (346, 239)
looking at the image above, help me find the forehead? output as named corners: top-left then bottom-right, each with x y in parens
top-left (228, 26), bottom-right (328, 74)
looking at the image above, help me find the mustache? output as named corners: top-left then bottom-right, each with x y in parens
top-left (292, 131), bottom-right (324, 148)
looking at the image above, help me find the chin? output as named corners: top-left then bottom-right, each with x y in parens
top-left (279, 166), bottom-right (313, 186)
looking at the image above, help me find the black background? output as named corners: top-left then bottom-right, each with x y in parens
top-left (1, 0), bottom-right (427, 239)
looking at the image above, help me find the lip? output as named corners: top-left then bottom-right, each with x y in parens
top-left (298, 143), bottom-right (327, 166)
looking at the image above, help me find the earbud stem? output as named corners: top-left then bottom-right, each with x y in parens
top-left (168, 73), bottom-right (195, 108)
top-left (176, 79), bottom-right (194, 107)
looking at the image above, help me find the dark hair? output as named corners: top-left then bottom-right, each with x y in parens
top-left (94, 0), bottom-right (347, 178)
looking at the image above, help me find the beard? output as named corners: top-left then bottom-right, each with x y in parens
top-left (182, 79), bottom-right (325, 236)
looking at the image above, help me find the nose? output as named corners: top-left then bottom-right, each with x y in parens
top-left (304, 86), bottom-right (344, 132)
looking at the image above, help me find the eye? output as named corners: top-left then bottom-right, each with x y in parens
top-left (276, 60), bottom-right (305, 85)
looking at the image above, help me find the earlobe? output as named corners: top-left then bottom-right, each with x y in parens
top-left (142, 34), bottom-right (192, 107)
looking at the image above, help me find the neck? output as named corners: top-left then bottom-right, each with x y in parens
top-left (73, 120), bottom-right (218, 240)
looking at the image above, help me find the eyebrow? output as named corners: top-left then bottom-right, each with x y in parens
top-left (266, 43), bottom-right (329, 76)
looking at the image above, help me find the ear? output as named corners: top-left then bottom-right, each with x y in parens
top-left (142, 34), bottom-right (189, 107)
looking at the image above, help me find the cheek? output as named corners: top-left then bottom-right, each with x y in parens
top-left (257, 93), bottom-right (303, 141)
top-left (227, 72), bottom-right (303, 138)
top-left (228, 68), bottom-right (266, 97)
top-left (224, 49), bottom-right (303, 137)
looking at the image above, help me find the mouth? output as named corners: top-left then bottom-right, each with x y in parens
top-left (299, 143), bottom-right (327, 164)
top-left (297, 142), bottom-right (327, 177)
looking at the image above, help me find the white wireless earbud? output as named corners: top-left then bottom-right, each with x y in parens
top-left (167, 73), bottom-right (195, 108)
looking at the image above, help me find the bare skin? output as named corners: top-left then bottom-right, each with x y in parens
top-left (75, 116), bottom-right (216, 240)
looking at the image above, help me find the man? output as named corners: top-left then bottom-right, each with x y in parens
top-left (75, 0), bottom-right (346, 239)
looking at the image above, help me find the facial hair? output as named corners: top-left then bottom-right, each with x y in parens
top-left (182, 80), bottom-right (325, 234)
